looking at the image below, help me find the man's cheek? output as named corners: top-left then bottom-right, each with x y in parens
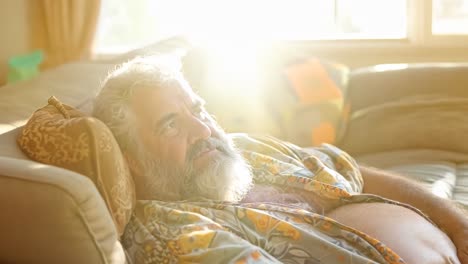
top-left (161, 142), bottom-right (188, 168)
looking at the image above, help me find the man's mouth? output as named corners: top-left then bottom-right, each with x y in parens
top-left (195, 145), bottom-right (217, 159)
top-left (192, 146), bottom-right (220, 170)
top-left (189, 137), bottom-right (231, 168)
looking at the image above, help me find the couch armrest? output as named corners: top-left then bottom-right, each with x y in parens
top-left (0, 157), bottom-right (127, 264)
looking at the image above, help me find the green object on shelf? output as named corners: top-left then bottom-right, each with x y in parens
top-left (7, 50), bottom-right (44, 84)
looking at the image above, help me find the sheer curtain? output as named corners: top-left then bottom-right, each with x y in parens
top-left (29, 0), bottom-right (101, 68)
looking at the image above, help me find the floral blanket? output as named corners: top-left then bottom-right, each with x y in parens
top-left (122, 134), bottom-right (421, 264)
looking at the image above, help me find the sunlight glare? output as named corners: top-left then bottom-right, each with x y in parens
top-left (373, 64), bottom-right (409, 72)
top-left (197, 40), bottom-right (262, 86)
top-left (180, 0), bottom-right (406, 41)
top-left (184, 0), bottom-right (335, 41)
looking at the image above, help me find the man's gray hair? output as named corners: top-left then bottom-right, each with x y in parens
top-left (93, 55), bottom-right (253, 201)
top-left (93, 55), bottom-right (184, 154)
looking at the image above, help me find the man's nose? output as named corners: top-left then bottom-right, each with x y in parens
top-left (187, 115), bottom-right (211, 144)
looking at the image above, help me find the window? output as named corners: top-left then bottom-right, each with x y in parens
top-left (334, 0), bottom-right (407, 39)
top-left (433, 0), bottom-right (468, 34)
top-left (94, 0), bottom-right (468, 53)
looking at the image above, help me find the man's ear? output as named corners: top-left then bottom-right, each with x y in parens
top-left (123, 151), bottom-right (142, 177)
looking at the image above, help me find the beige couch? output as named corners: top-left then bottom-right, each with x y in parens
top-left (0, 43), bottom-right (467, 262)
top-left (0, 39), bottom-right (190, 263)
top-left (0, 62), bottom-right (130, 263)
top-left (338, 63), bottom-right (468, 206)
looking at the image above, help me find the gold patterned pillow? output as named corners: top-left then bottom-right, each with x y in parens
top-left (17, 96), bottom-right (135, 236)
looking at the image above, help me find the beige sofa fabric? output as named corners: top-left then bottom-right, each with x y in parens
top-left (0, 157), bottom-right (127, 264)
top-left (340, 97), bottom-right (468, 156)
top-left (340, 63), bottom-right (468, 208)
top-left (0, 127), bottom-right (30, 160)
top-left (355, 148), bottom-right (468, 207)
top-left (0, 62), bottom-right (116, 134)
top-left (0, 63), bottom-right (131, 263)
top-left (346, 63), bottom-right (468, 113)
top-left (453, 164), bottom-right (468, 205)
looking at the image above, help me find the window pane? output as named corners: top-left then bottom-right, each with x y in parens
top-left (94, 0), bottom-right (171, 53)
top-left (433, 0), bottom-right (468, 34)
top-left (94, 0), bottom-right (407, 53)
top-left (335, 0), bottom-right (407, 39)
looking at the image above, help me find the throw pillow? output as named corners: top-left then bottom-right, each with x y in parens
top-left (272, 57), bottom-right (349, 146)
top-left (17, 96), bottom-right (135, 236)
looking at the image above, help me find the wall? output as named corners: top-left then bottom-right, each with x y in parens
top-left (0, 0), bottom-right (29, 85)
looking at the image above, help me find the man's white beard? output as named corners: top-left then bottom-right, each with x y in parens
top-left (183, 144), bottom-right (253, 202)
top-left (137, 136), bottom-right (253, 202)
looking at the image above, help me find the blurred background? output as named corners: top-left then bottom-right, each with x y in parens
top-left (2, 0), bottom-right (468, 141)
top-left (0, 0), bottom-right (468, 83)
top-left (2, 0), bottom-right (468, 85)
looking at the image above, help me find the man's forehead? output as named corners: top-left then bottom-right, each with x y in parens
top-left (177, 79), bottom-right (203, 104)
top-left (134, 79), bottom-right (199, 103)
top-left (131, 80), bottom-right (204, 123)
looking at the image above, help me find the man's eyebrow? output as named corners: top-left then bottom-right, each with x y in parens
top-left (154, 113), bottom-right (177, 130)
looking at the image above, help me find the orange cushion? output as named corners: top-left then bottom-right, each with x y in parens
top-left (279, 58), bottom-right (349, 146)
top-left (17, 96), bottom-right (135, 235)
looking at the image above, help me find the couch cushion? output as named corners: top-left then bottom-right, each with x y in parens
top-left (0, 62), bottom-right (116, 134)
top-left (355, 149), bottom-right (468, 206)
top-left (263, 57), bottom-right (349, 146)
top-left (339, 97), bottom-right (468, 156)
top-left (347, 63), bottom-right (468, 113)
top-left (0, 157), bottom-right (127, 264)
top-left (17, 97), bottom-right (135, 236)
top-left (282, 58), bottom-right (349, 146)
top-left (454, 164), bottom-right (468, 206)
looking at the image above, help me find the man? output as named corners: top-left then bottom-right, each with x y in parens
top-left (94, 56), bottom-right (467, 264)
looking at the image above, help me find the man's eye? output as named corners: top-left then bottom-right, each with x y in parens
top-left (162, 121), bottom-right (179, 137)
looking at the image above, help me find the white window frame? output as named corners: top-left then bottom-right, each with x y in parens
top-left (285, 0), bottom-right (468, 49)
top-left (414, 0), bottom-right (468, 47)
top-left (93, 0), bottom-right (468, 60)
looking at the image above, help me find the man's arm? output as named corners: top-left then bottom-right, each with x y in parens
top-left (359, 165), bottom-right (468, 263)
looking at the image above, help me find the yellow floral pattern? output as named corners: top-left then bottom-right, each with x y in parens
top-left (122, 134), bottom-right (419, 263)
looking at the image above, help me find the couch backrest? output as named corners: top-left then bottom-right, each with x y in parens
top-left (339, 63), bottom-right (468, 155)
top-left (346, 63), bottom-right (468, 113)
